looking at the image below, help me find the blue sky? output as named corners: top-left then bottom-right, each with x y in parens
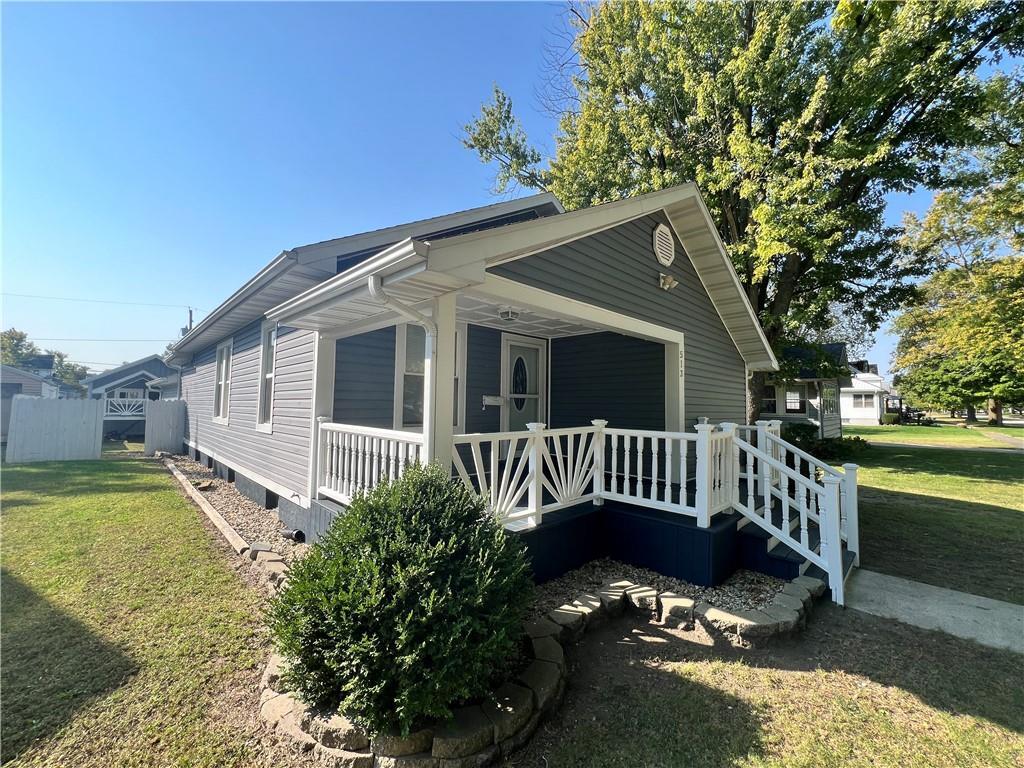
top-left (3, 1), bottom-right (926, 377)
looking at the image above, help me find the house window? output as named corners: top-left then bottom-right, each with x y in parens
top-left (256, 322), bottom-right (277, 431)
top-left (853, 393), bottom-right (874, 408)
top-left (784, 385), bottom-right (806, 414)
top-left (822, 384), bottom-right (838, 416)
top-left (213, 340), bottom-right (232, 423)
top-left (761, 385), bottom-right (777, 414)
top-left (394, 323), bottom-right (466, 431)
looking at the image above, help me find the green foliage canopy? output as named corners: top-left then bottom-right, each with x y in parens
top-left (464, 1), bottom-right (1024, 345)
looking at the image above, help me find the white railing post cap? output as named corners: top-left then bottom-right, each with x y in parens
top-left (694, 422), bottom-right (715, 433)
top-left (317, 416), bottom-right (329, 423)
top-left (718, 421), bottom-right (737, 431)
top-left (698, 416), bottom-right (710, 424)
top-left (754, 419), bottom-right (770, 426)
top-left (590, 419), bottom-right (608, 428)
top-left (842, 463), bottom-right (859, 472)
top-left (526, 422), bottom-right (546, 432)
top-left (822, 474), bottom-right (841, 486)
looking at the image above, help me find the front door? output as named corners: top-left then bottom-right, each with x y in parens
top-left (500, 334), bottom-right (547, 432)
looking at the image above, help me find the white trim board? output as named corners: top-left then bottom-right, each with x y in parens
top-left (185, 439), bottom-right (311, 508)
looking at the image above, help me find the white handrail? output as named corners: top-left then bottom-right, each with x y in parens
top-left (105, 399), bottom-right (146, 417)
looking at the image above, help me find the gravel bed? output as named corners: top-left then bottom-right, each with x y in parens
top-left (170, 455), bottom-right (309, 564)
top-left (530, 558), bottom-right (786, 618)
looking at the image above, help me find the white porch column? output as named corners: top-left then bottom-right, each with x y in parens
top-left (307, 331), bottom-right (337, 502)
top-left (423, 292), bottom-right (457, 469)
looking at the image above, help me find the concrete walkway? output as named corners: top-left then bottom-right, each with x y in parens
top-left (846, 569), bottom-right (1024, 654)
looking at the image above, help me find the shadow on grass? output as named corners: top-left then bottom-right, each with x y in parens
top-left (3, 459), bottom-right (170, 502)
top-left (519, 608), bottom-right (1024, 768)
top-left (0, 570), bottom-right (138, 762)
top-left (849, 444), bottom-right (1024, 483)
top-left (857, 486), bottom-right (1024, 604)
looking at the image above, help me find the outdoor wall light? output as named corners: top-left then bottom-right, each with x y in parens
top-left (659, 273), bottom-right (679, 291)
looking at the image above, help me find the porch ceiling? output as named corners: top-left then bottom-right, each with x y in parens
top-left (455, 295), bottom-right (600, 338)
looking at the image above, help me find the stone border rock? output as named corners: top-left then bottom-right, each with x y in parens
top-left (257, 573), bottom-right (828, 767)
top-left (162, 457), bottom-right (290, 596)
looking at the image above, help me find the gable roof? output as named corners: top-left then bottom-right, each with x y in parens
top-left (269, 184), bottom-right (776, 370)
top-left (168, 193), bottom-right (562, 361)
top-left (1, 363), bottom-right (54, 385)
top-left (781, 343), bottom-right (848, 380)
top-left (82, 354), bottom-right (167, 384)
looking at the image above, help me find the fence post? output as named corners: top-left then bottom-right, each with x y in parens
top-left (315, 417), bottom-right (328, 495)
top-left (718, 422), bottom-right (738, 509)
top-left (822, 475), bottom-right (845, 605)
top-left (842, 463), bottom-right (860, 567)
top-left (694, 423), bottom-right (714, 528)
top-left (526, 423), bottom-right (546, 527)
top-left (591, 420), bottom-right (607, 505)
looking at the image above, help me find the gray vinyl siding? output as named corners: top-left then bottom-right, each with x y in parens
top-left (550, 333), bottom-right (664, 430)
top-left (181, 321), bottom-right (315, 500)
top-left (493, 212), bottom-right (747, 426)
top-left (333, 326), bottom-right (396, 428)
top-left (465, 324), bottom-right (501, 434)
top-left (1, 367), bottom-right (44, 397)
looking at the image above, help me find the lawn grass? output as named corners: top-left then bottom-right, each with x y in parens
top-left (515, 609), bottom-right (1024, 768)
top-left (850, 444), bottom-right (1024, 603)
top-left (0, 454), bottom-right (270, 767)
top-left (844, 424), bottom-right (1014, 449)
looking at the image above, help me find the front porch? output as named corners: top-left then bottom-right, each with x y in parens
top-left (313, 417), bottom-right (860, 604)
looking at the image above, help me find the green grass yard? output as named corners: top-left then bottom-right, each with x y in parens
top-left (0, 454), bottom-right (277, 767)
top-left (850, 444), bottom-right (1024, 603)
top-left (845, 424), bottom-right (1017, 449)
top-left (2, 450), bottom-right (1022, 767)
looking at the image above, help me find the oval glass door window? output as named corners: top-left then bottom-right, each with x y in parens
top-left (512, 355), bottom-right (528, 410)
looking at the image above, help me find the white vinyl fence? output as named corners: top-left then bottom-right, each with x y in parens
top-left (4, 397), bottom-right (104, 463)
top-left (144, 400), bottom-right (186, 456)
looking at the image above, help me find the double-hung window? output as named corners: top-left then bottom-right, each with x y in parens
top-left (256, 322), bottom-right (277, 432)
top-left (394, 323), bottom-right (466, 431)
top-left (760, 385), bottom-right (778, 414)
top-left (213, 340), bottom-right (232, 423)
top-left (784, 385), bottom-right (807, 414)
top-left (853, 393), bottom-right (873, 408)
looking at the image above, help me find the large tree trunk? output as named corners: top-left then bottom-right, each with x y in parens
top-left (987, 398), bottom-right (1003, 426)
top-left (965, 404), bottom-right (977, 423)
top-left (746, 370), bottom-right (767, 425)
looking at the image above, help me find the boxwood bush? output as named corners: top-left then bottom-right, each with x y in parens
top-left (268, 463), bottom-right (533, 736)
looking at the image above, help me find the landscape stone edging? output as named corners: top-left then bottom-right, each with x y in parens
top-left (258, 574), bottom-right (828, 766)
top-left (162, 458), bottom-right (289, 595)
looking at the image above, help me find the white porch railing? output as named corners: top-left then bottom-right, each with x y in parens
top-left (314, 417), bottom-right (858, 604)
top-left (105, 399), bottom-right (146, 418)
top-left (316, 420), bottom-right (425, 505)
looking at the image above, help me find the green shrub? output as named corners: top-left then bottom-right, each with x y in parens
top-left (880, 413), bottom-right (900, 425)
top-left (268, 464), bottom-right (533, 736)
top-left (781, 422), bottom-right (819, 451)
top-left (814, 436), bottom-right (871, 460)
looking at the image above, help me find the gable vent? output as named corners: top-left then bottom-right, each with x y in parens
top-left (653, 223), bottom-right (675, 267)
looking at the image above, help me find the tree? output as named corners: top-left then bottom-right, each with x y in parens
top-left (464, 1), bottom-right (1024, 420)
top-left (47, 350), bottom-right (89, 396)
top-left (0, 328), bottom-right (40, 368)
top-left (892, 257), bottom-right (1024, 425)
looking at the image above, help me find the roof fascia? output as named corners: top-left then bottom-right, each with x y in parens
top-left (82, 354), bottom-right (164, 384)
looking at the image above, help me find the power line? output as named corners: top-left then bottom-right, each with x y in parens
top-left (2, 292), bottom-right (202, 311)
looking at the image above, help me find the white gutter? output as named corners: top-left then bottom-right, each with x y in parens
top-left (366, 275), bottom-right (437, 337)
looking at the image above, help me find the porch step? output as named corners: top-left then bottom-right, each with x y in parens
top-left (735, 501), bottom-right (822, 580)
top-left (804, 548), bottom-right (857, 587)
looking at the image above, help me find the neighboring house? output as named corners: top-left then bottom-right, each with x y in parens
top-left (22, 354), bottom-right (56, 378)
top-left (83, 354), bottom-right (178, 438)
top-left (840, 360), bottom-right (890, 425)
top-left (760, 344), bottom-right (849, 439)
top-left (146, 374), bottom-right (180, 400)
top-left (1, 363), bottom-right (58, 441)
top-left (169, 184), bottom-right (860, 603)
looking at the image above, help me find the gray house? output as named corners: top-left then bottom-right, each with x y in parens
top-left (169, 185), bottom-right (860, 603)
top-left (83, 354), bottom-right (179, 438)
top-left (761, 344), bottom-right (850, 439)
top-left (1, 364), bottom-right (59, 442)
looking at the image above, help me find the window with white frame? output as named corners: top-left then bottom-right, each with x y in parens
top-left (853, 393), bottom-right (874, 408)
top-left (213, 340), bottom-right (232, 423)
top-left (761, 384), bottom-right (777, 414)
top-left (784, 385), bottom-right (807, 414)
top-left (821, 383), bottom-right (838, 415)
top-left (256, 322), bottom-right (277, 431)
top-left (394, 323), bottom-right (466, 431)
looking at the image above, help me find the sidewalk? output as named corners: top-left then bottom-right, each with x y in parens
top-left (864, 440), bottom-right (1023, 455)
top-left (846, 569), bottom-right (1024, 654)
